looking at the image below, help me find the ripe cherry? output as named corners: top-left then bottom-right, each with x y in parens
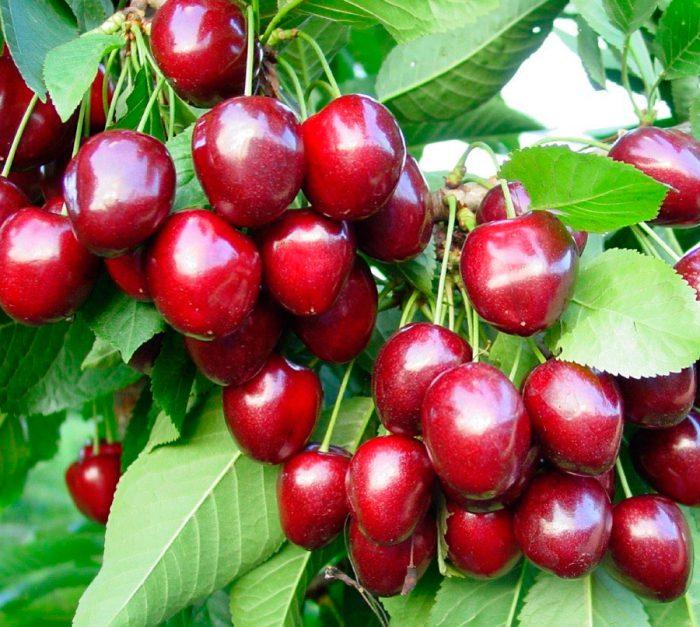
top-left (301, 94), bottom-right (406, 221)
top-left (42, 195), bottom-right (65, 214)
top-left (0, 176), bottom-right (29, 225)
top-left (346, 434), bottom-right (435, 545)
top-left (0, 208), bottom-right (100, 324)
top-left (460, 211), bottom-right (578, 336)
top-left (422, 362), bottom-right (531, 501)
top-left (514, 471), bottom-right (612, 578)
top-left (277, 444), bottom-right (350, 550)
top-left (223, 355), bottom-right (322, 464)
top-left (147, 210), bottom-right (261, 339)
top-left (89, 65), bottom-right (114, 131)
top-left (63, 130), bottom-right (176, 256)
top-left (258, 209), bottom-right (355, 316)
top-left (105, 248), bottom-right (151, 301)
top-left (594, 467), bottom-right (616, 500)
top-left (607, 495), bottom-right (692, 601)
top-left (676, 246), bottom-right (700, 298)
top-left (373, 323), bottom-right (472, 437)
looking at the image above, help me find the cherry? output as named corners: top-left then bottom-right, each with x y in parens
top-left (616, 367), bottom-right (696, 428)
top-left (460, 211), bottom-right (578, 336)
top-left (89, 65), bottom-right (113, 131)
top-left (293, 257), bottom-right (377, 363)
top-left (0, 208), bottom-right (100, 324)
top-left (514, 471), bottom-right (612, 578)
top-left (185, 295), bottom-right (284, 386)
top-left (258, 209), bottom-right (355, 316)
top-left (277, 444), bottom-right (351, 550)
top-left (147, 210), bottom-right (261, 339)
top-left (594, 467), bottom-right (616, 500)
top-left (522, 360), bottom-right (623, 475)
top-left (444, 503), bottom-right (521, 579)
top-left (0, 176), bottom-right (29, 225)
top-left (422, 362), bottom-right (531, 501)
top-left (675, 246), bottom-right (700, 299)
top-left (607, 495), bottom-right (692, 601)
top-left (609, 127), bottom-right (700, 227)
top-left (42, 195), bottom-right (65, 215)
top-left (373, 323), bottom-right (472, 437)
top-left (355, 155), bottom-right (432, 262)
top-left (193, 96), bottom-right (304, 228)
top-left (301, 94), bottom-right (406, 221)
top-left (105, 248), bottom-right (151, 301)
top-left (65, 440), bottom-right (122, 525)
top-left (223, 355), bottom-right (322, 464)
top-left (348, 513), bottom-right (436, 598)
top-left (346, 434), bottom-right (435, 545)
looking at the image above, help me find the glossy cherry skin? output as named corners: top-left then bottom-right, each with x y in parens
top-left (348, 514), bottom-right (436, 598)
top-left (223, 355), bottom-right (322, 464)
top-left (65, 441), bottom-right (122, 525)
top-left (193, 96), bottom-right (304, 228)
top-left (0, 176), bottom-right (30, 225)
top-left (422, 362), bottom-right (531, 500)
top-left (147, 210), bottom-right (261, 339)
top-left (676, 246), bottom-right (700, 299)
top-left (89, 65), bottom-right (113, 131)
top-left (42, 195), bottom-right (65, 215)
top-left (616, 367), bottom-right (696, 429)
top-left (0, 208), bottom-right (100, 324)
top-left (151, 0), bottom-right (248, 107)
top-left (444, 503), bottom-right (521, 579)
top-left (277, 444), bottom-right (351, 550)
top-left (105, 248), bottom-right (151, 301)
top-left (346, 435), bottom-right (435, 545)
top-left (522, 361), bottom-right (623, 475)
top-left (607, 495), bottom-right (692, 601)
top-left (373, 323), bottom-right (472, 437)
top-left (461, 211), bottom-right (578, 336)
top-left (63, 130), bottom-right (176, 256)
top-left (258, 209), bottom-right (355, 316)
top-left (594, 467), bottom-right (616, 500)
top-left (301, 94), bottom-right (406, 221)
top-left (185, 295), bottom-right (284, 386)
top-left (355, 156), bottom-right (432, 262)
top-left (514, 471), bottom-right (612, 578)
top-left (609, 127), bottom-right (700, 227)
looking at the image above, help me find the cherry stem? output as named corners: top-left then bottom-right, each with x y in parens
top-left (505, 561), bottom-right (528, 627)
top-left (528, 338), bottom-right (547, 364)
top-left (1, 93), bottom-right (38, 178)
top-left (136, 75), bottom-right (165, 133)
top-left (295, 30), bottom-right (341, 98)
top-left (630, 225), bottom-right (662, 260)
top-left (261, 0), bottom-right (305, 43)
top-left (638, 222), bottom-right (681, 262)
top-left (93, 419), bottom-right (101, 454)
top-left (324, 567), bottom-right (389, 627)
top-left (319, 360), bottom-right (355, 453)
top-left (446, 279), bottom-right (455, 332)
top-left (461, 172), bottom-right (491, 187)
top-left (508, 341), bottom-right (523, 382)
top-left (459, 285), bottom-right (473, 341)
top-left (620, 35), bottom-right (646, 124)
top-left (472, 308), bottom-right (480, 361)
top-left (615, 457), bottom-right (633, 499)
top-left (103, 49), bottom-right (118, 129)
top-left (666, 229), bottom-right (684, 256)
top-left (167, 84), bottom-right (176, 139)
top-left (399, 290), bottom-right (420, 327)
top-left (106, 54), bottom-right (130, 127)
top-left (434, 195), bottom-right (457, 325)
top-left (72, 95), bottom-right (89, 157)
top-left (276, 57), bottom-right (308, 119)
top-left (499, 179), bottom-right (516, 219)
top-left (304, 80), bottom-right (338, 106)
top-left (244, 5), bottom-right (256, 96)
top-left (531, 136), bottom-right (611, 151)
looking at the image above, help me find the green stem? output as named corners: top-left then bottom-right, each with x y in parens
top-left (244, 5), bottom-right (256, 96)
top-left (446, 279), bottom-right (455, 332)
top-left (508, 342), bottom-right (523, 382)
top-left (93, 419), bottom-right (101, 454)
top-left (472, 308), bottom-right (480, 362)
top-left (106, 57), bottom-right (130, 127)
top-left (319, 361), bottom-right (355, 453)
top-left (295, 30), bottom-right (341, 98)
top-left (277, 57), bottom-right (308, 119)
top-left (631, 225), bottom-right (662, 259)
top-left (304, 79), bottom-right (337, 104)
top-left (459, 286), bottom-right (473, 340)
top-left (167, 85), bottom-right (176, 139)
top-left (616, 457), bottom-right (633, 499)
top-left (136, 75), bottom-right (165, 133)
top-left (499, 179), bottom-right (516, 219)
top-left (621, 35), bottom-right (645, 123)
top-left (1, 94), bottom-right (38, 177)
top-left (528, 338), bottom-right (547, 364)
top-left (505, 562), bottom-right (527, 627)
top-left (666, 229), bottom-right (684, 256)
top-left (433, 195), bottom-right (457, 325)
top-left (261, 0), bottom-right (306, 43)
top-left (102, 49), bottom-right (118, 127)
top-left (531, 136), bottom-right (611, 151)
top-left (638, 222), bottom-right (681, 261)
top-left (399, 290), bottom-right (420, 327)
top-left (72, 95), bottom-right (88, 157)
top-left (461, 173), bottom-right (492, 187)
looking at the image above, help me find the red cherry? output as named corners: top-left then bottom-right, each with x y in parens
top-left (147, 210), bottom-right (261, 339)
top-left (0, 208), bottom-right (100, 324)
top-left (7, 167), bottom-right (44, 204)
top-left (355, 155), bottom-right (432, 262)
top-left (609, 127), bottom-right (700, 227)
top-left (594, 467), bottom-right (616, 500)
top-left (461, 211), bottom-right (578, 336)
top-left (373, 323), bottom-right (472, 437)
top-left (277, 444), bottom-right (351, 550)
top-left (89, 65), bottom-right (114, 131)
top-left (607, 495), bottom-right (692, 601)
top-left (193, 96), bottom-right (304, 228)
top-left (258, 208), bottom-right (355, 315)
top-left (514, 471), bottom-right (612, 578)
top-left (676, 246), bottom-right (700, 299)
top-left (301, 94), bottom-right (406, 221)
top-left (63, 130), bottom-right (175, 256)
top-left (348, 514), bottom-right (436, 598)
top-left (0, 175), bottom-right (30, 225)
top-left (185, 295), bottom-right (284, 386)
top-left (105, 248), bottom-right (151, 301)
top-left (223, 355), bottom-right (322, 463)
top-left (42, 195), bottom-right (65, 214)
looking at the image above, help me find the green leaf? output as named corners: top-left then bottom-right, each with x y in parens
top-left (554, 248), bottom-right (700, 378)
top-left (499, 146), bottom-right (668, 232)
top-left (311, 396), bottom-right (375, 453)
top-left (0, 415), bottom-right (31, 508)
top-left (359, 307), bottom-right (401, 370)
top-left (165, 590), bottom-right (232, 627)
top-left (376, 0), bottom-right (564, 122)
top-left (603, 0), bottom-right (657, 33)
top-left (121, 387), bottom-right (157, 470)
top-left (81, 336), bottom-right (121, 371)
top-left (398, 236), bottom-right (437, 295)
top-left (382, 563), bottom-right (441, 625)
top-left (166, 125), bottom-right (209, 211)
top-left (691, 90), bottom-right (700, 139)
top-left (73, 392), bottom-right (284, 625)
top-left (669, 77), bottom-right (699, 122)
top-left (114, 67), bottom-right (166, 140)
top-left (576, 17), bottom-right (606, 89)
top-left (657, 0), bottom-right (700, 80)
top-left (67, 0), bottom-right (113, 31)
top-left (488, 334), bottom-right (539, 388)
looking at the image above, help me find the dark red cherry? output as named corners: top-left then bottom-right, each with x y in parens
top-left (185, 295), bottom-right (284, 386)
top-left (193, 96), bottom-right (304, 228)
top-left (522, 360), bottom-right (623, 475)
top-left (42, 195), bottom-right (65, 214)
top-left (422, 362), bottom-right (531, 500)
top-left (105, 248), bottom-right (151, 301)
top-left (89, 65), bottom-right (114, 131)
top-left (0, 208), bottom-right (99, 324)
top-left (355, 155), bottom-right (432, 262)
top-left (444, 503), bottom-right (521, 579)
top-left (609, 127), bottom-right (700, 227)
top-left (348, 514), bottom-right (436, 598)
top-left (676, 246), bottom-right (700, 299)
top-left (607, 495), bottom-right (692, 601)
top-left (222, 355), bottom-right (322, 463)
top-left (63, 130), bottom-right (175, 256)
top-left (277, 444), bottom-right (351, 550)
top-left (514, 471), bottom-right (612, 578)
top-left (346, 435), bottom-right (435, 545)
top-left (373, 323), bottom-right (472, 437)
top-left (594, 467), bottom-right (616, 500)
top-left (147, 210), bottom-right (261, 339)
top-left (301, 94), bottom-right (406, 221)
top-left (7, 168), bottom-right (43, 204)
top-left (0, 175), bottom-right (29, 225)
top-left (65, 440), bottom-right (122, 524)
top-left (461, 211), bottom-right (578, 336)
top-left (258, 209), bottom-right (355, 316)
top-left (616, 367), bottom-right (696, 428)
